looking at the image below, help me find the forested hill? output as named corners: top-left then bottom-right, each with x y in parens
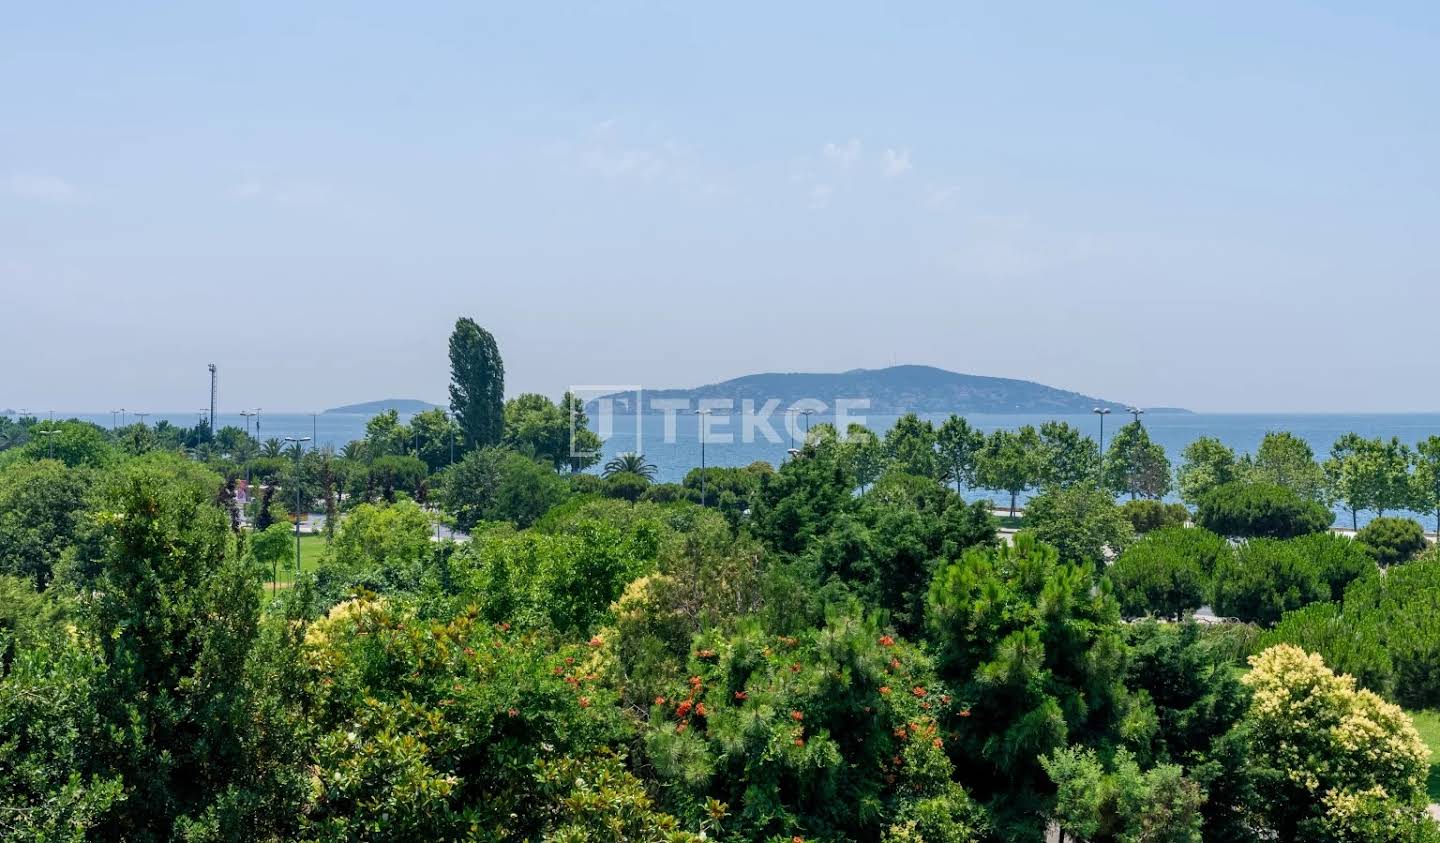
top-left (323, 398), bottom-right (442, 415)
top-left (608, 365), bottom-right (1155, 414)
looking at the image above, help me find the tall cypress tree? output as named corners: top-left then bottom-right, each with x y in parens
top-left (448, 317), bottom-right (505, 451)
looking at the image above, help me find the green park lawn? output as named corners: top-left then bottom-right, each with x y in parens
top-left (263, 532), bottom-right (327, 589)
top-left (1408, 709), bottom-right (1440, 803)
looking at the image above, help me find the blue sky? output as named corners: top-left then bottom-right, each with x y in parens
top-left (3, 2), bottom-right (1437, 412)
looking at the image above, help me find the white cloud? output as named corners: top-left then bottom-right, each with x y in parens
top-left (8, 172), bottom-right (79, 203)
top-left (821, 139), bottom-right (862, 168)
top-left (881, 148), bottom-right (913, 177)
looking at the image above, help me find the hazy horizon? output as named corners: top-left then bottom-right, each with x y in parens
top-left (5, 3), bottom-right (1438, 413)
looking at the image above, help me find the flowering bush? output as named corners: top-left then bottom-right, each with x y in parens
top-left (300, 595), bottom-right (631, 839)
top-left (1238, 644), bottom-right (1432, 839)
top-left (642, 612), bottom-right (983, 841)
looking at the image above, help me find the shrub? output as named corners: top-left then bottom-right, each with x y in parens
top-left (1106, 527), bottom-right (1230, 619)
top-left (1236, 645), bottom-right (1432, 840)
top-left (1195, 482), bottom-right (1332, 539)
top-left (568, 472), bottom-right (605, 495)
top-left (1287, 531), bottom-right (1376, 601)
top-left (1354, 517), bottom-right (1427, 567)
top-left (642, 613), bottom-right (985, 841)
top-left (1119, 499), bottom-right (1190, 534)
top-left (639, 482), bottom-right (692, 504)
top-left (1264, 557), bottom-right (1440, 709)
top-left (1211, 538), bottom-right (1327, 625)
top-left (602, 470), bottom-right (650, 502)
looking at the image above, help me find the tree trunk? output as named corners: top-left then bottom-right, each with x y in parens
top-left (1352, 509), bottom-right (1358, 531)
top-left (1010, 492), bottom-right (1017, 518)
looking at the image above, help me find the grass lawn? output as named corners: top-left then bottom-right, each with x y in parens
top-left (263, 532), bottom-right (328, 590)
top-left (1409, 709), bottom-right (1440, 803)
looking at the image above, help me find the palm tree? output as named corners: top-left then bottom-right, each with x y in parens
top-left (603, 452), bottom-right (657, 480)
top-left (260, 438), bottom-right (286, 458)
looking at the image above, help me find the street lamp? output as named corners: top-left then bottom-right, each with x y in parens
top-left (283, 436), bottom-right (312, 580)
top-left (799, 408), bottom-right (815, 438)
top-left (1092, 407), bottom-right (1112, 487)
top-left (691, 408), bottom-right (728, 508)
top-left (134, 412), bottom-right (149, 426)
top-left (36, 428), bottom-right (58, 460)
top-left (1126, 406), bottom-right (1145, 426)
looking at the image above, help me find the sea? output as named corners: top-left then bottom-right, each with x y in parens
top-left (67, 410), bottom-right (1440, 531)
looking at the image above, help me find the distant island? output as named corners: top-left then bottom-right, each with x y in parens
top-left (596, 365), bottom-right (1172, 414)
top-left (323, 398), bottom-right (442, 415)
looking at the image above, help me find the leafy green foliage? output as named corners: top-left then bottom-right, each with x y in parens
top-left (976, 426), bottom-right (1043, 515)
top-left (1354, 516), bottom-right (1428, 566)
top-left (1023, 485), bottom-right (1134, 569)
top-left (1195, 481), bottom-right (1332, 538)
top-left (1287, 531), bottom-right (1377, 601)
top-left (926, 534), bottom-right (1134, 836)
top-left (1211, 538), bottom-right (1329, 626)
top-left (1107, 527), bottom-right (1229, 619)
top-left (1265, 557), bottom-right (1440, 708)
top-left (643, 613), bottom-right (984, 841)
top-left (1102, 421), bottom-right (1171, 500)
top-left (449, 316), bottom-right (506, 450)
top-left (1118, 499), bottom-right (1190, 534)
top-left (1176, 436), bottom-right (1239, 507)
top-left (0, 458), bottom-right (90, 588)
top-left (1042, 747), bottom-right (1204, 843)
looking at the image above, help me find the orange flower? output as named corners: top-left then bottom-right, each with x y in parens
top-left (507, 708), bottom-right (519, 717)
top-left (734, 690), bottom-right (748, 701)
top-left (677, 700), bottom-right (693, 717)
top-left (578, 696), bottom-right (591, 708)
top-left (588, 635), bottom-right (604, 648)
top-left (689, 675), bottom-right (703, 688)
top-left (879, 635), bottom-right (894, 647)
top-left (932, 737), bottom-right (943, 748)
top-left (958, 708), bottom-right (972, 718)
top-left (879, 686), bottom-right (892, 695)
top-left (941, 694), bottom-right (951, 704)
top-left (697, 648), bottom-right (716, 659)
top-left (695, 703), bottom-right (707, 717)
top-left (655, 696), bottom-right (666, 706)
top-left (790, 710), bottom-right (804, 722)
top-left (790, 663), bottom-right (802, 674)
top-left (552, 665), bottom-right (565, 675)
top-left (889, 658), bottom-right (901, 670)
top-left (676, 723), bottom-right (688, 734)
top-left (912, 686), bottom-right (927, 698)
top-left (793, 737), bottom-right (805, 747)
top-left (564, 656), bottom-right (575, 666)
top-left (793, 837), bottom-right (805, 843)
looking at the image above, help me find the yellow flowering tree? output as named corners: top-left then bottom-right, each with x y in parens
top-left (1238, 644), bottom-right (1434, 841)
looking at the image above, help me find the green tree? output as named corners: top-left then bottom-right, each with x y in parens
top-left (1037, 420), bottom-right (1100, 490)
top-left (1023, 484), bottom-right (1134, 569)
top-left (603, 451), bottom-right (657, 480)
top-left (19, 420), bottom-right (116, 469)
top-left (843, 423), bottom-right (885, 494)
top-left (1244, 431), bottom-right (1325, 501)
top-left (1195, 481), bottom-right (1332, 539)
top-left (0, 459), bottom-right (90, 589)
top-left (1354, 516), bottom-right (1427, 567)
top-left (83, 452), bottom-right (280, 839)
top-left (1210, 538), bottom-right (1327, 625)
top-left (976, 425), bottom-right (1043, 516)
top-left (448, 316), bottom-right (505, 451)
top-left (884, 413), bottom-right (940, 479)
top-left (1413, 436), bottom-right (1440, 540)
top-left (561, 391), bottom-right (603, 473)
top-left (490, 451), bottom-right (569, 528)
top-left (1042, 747), bottom-right (1204, 843)
top-left (1107, 527), bottom-right (1230, 619)
top-left (1176, 436), bottom-right (1239, 507)
top-left (936, 415), bottom-right (984, 492)
top-left (408, 407), bottom-right (460, 472)
top-left (1325, 435), bottom-right (1413, 528)
top-left (362, 408), bottom-right (410, 458)
top-left (502, 393), bottom-right (570, 470)
top-left (1103, 421), bottom-right (1172, 500)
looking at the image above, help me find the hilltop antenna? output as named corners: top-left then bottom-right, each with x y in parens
top-left (208, 364), bottom-right (217, 433)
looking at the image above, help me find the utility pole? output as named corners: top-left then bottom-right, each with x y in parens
top-left (208, 363), bottom-right (217, 439)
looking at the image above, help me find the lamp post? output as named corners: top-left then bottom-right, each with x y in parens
top-left (240, 410), bottom-right (255, 439)
top-left (134, 412), bottom-right (149, 426)
top-left (799, 408), bottom-right (815, 438)
top-left (1126, 406), bottom-right (1145, 426)
top-left (110, 410), bottom-right (118, 430)
top-left (284, 436), bottom-right (312, 580)
top-left (36, 428), bottom-right (58, 460)
top-left (1092, 407), bottom-right (1112, 487)
top-left (691, 409), bottom-right (729, 507)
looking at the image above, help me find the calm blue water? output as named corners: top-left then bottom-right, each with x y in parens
top-left (71, 411), bottom-right (1440, 529)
